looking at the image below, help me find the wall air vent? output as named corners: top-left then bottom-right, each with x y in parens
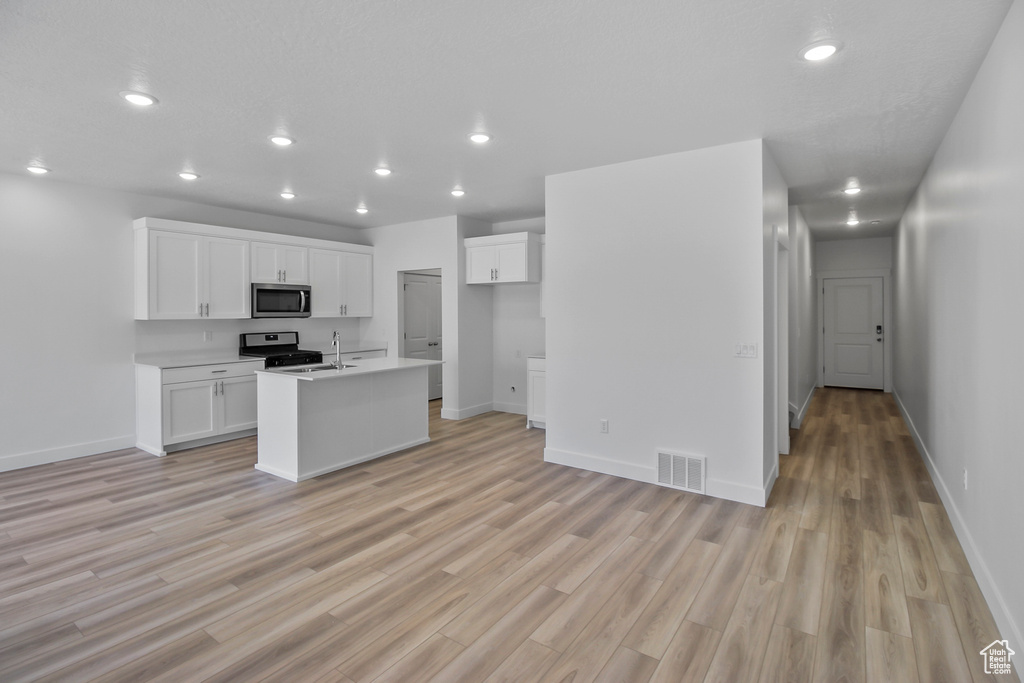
top-left (656, 450), bottom-right (706, 495)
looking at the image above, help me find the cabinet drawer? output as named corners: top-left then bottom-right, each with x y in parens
top-left (162, 361), bottom-right (263, 385)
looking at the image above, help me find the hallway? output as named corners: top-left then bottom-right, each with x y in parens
top-left (770, 386), bottom-right (1015, 682)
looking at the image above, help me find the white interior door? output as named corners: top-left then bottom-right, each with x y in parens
top-left (403, 272), bottom-right (442, 400)
top-left (823, 277), bottom-right (884, 389)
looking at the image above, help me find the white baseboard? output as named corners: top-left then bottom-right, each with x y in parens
top-left (0, 435), bottom-right (137, 473)
top-left (790, 386), bottom-right (816, 429)
top-left (893, 389), bottom-right (1023, 652)
top-left (544, 447), bottom-right (770, 507)
top-left (492, 402), bottom-right (527, 415)
top-left (440, 402), bottom-right (493, 420)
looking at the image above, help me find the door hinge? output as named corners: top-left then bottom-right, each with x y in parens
top-left (403, 283), bottom-right (407, 290)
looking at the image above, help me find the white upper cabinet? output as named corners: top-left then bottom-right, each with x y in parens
top-left (464, 232), bottom-right (541, 284)
top-left (136, 230), bottom-right (250, 320)
top-left (251, 241), bottom-right (309, 284)
top-left (133, 217), bottom-right (372, 321)
top-left (309, 248), bottom-right (373, 317)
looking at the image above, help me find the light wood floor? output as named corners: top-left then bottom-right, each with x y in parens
top-left (0, 388), bottom-right (1015, 682)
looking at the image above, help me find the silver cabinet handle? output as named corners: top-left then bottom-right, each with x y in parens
top-left (339, 305), bottom-right (343, 315)
top-left (221, 381), bottom-right (225, 394)
top-left (205, 303), bottom-right (210, 317)
top-left (283, 269), bottom-right (286, 282)
top-left (199, 304), bottom-right (203, 317)
top-left (212, 369), bottom-right (227, 374)
top-left (213, 381), bottom-right (218, 396)
top-left (344, 304), bottom-right (348, 315)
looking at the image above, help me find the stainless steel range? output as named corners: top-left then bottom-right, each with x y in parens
top-left (239, 331), bottom-right (323, 368)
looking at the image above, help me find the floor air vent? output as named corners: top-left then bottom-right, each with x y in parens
top-left (657, 450), bottom-right (706, 494)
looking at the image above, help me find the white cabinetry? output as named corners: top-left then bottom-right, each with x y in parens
top-left (309, 248), bottom-right (373, 317)
top-left (135, 230), bottom-right (250, 320)
top-left (527, 356), bottom-right (546, 429)
top-left (136, 360), bottom-right (263, 455)
top-left (465, 232), bottom-right (541, 284)
top-left (251, 241), bottom-right (308, 284)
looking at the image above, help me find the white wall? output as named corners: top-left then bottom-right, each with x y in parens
top-left (788, 207), bottom-right (817, 426)
top-left (0, 173), bottom-right (367, 472)
top-left (491, 217), bottom-right (546, 414)
top-left (362, 215), bottom-right (494, 420)
top-left (545, 140), bottom-right (771, 506)
top-left (894, 0), bottom-right (1023, 650)
top-left (816, 236), bottom-right (892, 271)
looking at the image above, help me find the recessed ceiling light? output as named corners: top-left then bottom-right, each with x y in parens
top-left (269, 135), bottom-right (294, 146)
top-left (120, 90), bottom-right (158, 106)
top-left (844, 187), bottom-right (861, 195)
top-left (847, 219), bottom-right (860, 226)
top-left (356, 206), bottom-right (369, 214)
top-left (375, 167), bottom-right (392, 176)
top-left (469, 133), bottom-right (491, 144)
top-left (451, 188), bottom-right (465, 197)
top-left (280, 191), bottom-right (295, 199)
top-left (178, 171), bottom-right (199, 180)
top-left (26, 165), bottom-right (50, 175)
top-left (871, 220), bottom-right (881, 225)
top-left (800, 41), bottom-right (840, 61)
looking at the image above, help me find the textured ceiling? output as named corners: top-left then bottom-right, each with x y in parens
top-left (0, 0), bottom-right (1013, 238)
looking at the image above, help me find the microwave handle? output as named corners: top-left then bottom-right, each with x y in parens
top-left (300, 290), bottom-right (307, 312)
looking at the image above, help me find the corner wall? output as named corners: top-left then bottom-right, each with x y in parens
top-left (544, 140), bottom-right (769, 505)
top-left (788, 207), bottom-right (817, 426)
top-left (893, 0), bottom-right (1023, 649)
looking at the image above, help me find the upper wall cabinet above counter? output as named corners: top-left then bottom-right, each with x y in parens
top-left (134, 217), bottom-right (372, 320)
top-left (251, 241), bottom-right (309, 284)
top-left (465, 232), bottom-right (541, 284)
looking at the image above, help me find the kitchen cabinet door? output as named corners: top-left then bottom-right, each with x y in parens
top-left (163, 381), bottom-right (218, 444)
top-left (466, 245), bottom-right (497, 284)
top-left (309, 248), bottom-right (343, 316)
top-left (495, 242), bottom-right (528, 282)
top-left (251, 241), bottom-right (309, 284)
top-left (220, 375), bottom-right (258, 432)
top-left (342, 251), bottom-right (373, 317)
top-left (309, 248), bottom-right (373, 317)
top-left (147, 231), bottom-right (204, 319)
top-left (205, 237), bottom-right (251, 319)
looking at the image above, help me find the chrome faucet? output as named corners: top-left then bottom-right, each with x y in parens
top-left (331, 330), bottom-right (341, 367)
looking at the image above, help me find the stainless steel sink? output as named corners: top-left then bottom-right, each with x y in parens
top-left (280, 363), bottom-right (356, 373)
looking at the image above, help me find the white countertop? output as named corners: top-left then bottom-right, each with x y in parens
top-left (135, 341), bottom-right (388, 369)
top-left (256, 357), bottom-right (441, 381)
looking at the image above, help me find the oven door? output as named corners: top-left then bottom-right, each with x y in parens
top-left (251, 283), bottom-right (312, 318)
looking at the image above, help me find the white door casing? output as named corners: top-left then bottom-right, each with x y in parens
top-left (402, 273), bottom-right (442, 400)
top-left (823, 277), bottom-right (884, 390)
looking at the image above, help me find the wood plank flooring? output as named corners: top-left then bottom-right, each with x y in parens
top-left (0, 388), bottom-right (1016, 682)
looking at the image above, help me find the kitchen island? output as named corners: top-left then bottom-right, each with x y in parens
top-left (255, 357), bottom-right (442, 481)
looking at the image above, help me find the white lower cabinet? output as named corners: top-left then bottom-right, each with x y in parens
top-left (527, 356), bottom-right (546, 429)
top-left (136, 360), bottom-right (262, 455)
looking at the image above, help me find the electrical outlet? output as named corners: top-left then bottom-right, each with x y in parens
top-left (734, 342), bottom-right (758, 358)
top-left (516, 349), bottom-right (522, 358)
top-left (600, 419), bottom-right (609, 434)
top-left (511, 386), bottom-right (516, 393)
top-left (963, 467), bottom-right (968, 490)
top-left (203, 331), bottom-right (213, 343)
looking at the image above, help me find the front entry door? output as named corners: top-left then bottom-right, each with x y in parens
top-left (823, 277), bottom-right (884, 390)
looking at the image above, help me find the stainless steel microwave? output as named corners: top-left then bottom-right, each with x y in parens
top-left (251, 283), bottom-right (311, 318)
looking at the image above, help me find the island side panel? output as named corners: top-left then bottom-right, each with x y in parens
top-left (256, 373), bottom-right (301, 480)
top-left (370, 366), bottom-right (430, 456)
top-left (296, 374), bottom-right (374, 480)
